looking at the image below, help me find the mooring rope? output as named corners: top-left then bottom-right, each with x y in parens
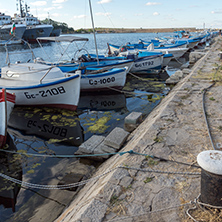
top-left (186, 194), bottom-right (222, 222)
top-left (0, 165), bottom-right (200, 190)
top-left (202, 64), bottom-right (221, 150)
top-left (0, 148), bottom-right (200, 168)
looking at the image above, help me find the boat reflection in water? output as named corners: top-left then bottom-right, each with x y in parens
top-left (0, 134), bottom-right (23, 212)
top-left (8, 106), bottom-right (84, 147)
top-left (78, 92), bottom-right (127, 111)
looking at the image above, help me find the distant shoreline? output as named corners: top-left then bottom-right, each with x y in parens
top-left (73, 27), bottom-right (200, 34)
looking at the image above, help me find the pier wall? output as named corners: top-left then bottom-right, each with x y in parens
top-left (55, 36), bottom-right (222, 222)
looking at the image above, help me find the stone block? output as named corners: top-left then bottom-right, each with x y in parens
top-left (76, 135), bottom-right (105, 154)
top-left (104, 127), bottom-right (129, 149)
top-left (182, 68), bottom-right (191, 75)
top-left (124, 112), bottom-right (143, 132)
top-left (94, 142), bottom-right (116, 159)
top-left (125, 112), bottom-right (143, 125)
top-left (174, 70), bottom-right (184, 78)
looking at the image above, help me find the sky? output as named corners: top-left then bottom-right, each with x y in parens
top-left (1, 0), bottom-right (222, 30)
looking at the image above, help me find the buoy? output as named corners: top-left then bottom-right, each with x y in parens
top-left (197, 150), bottom-right (222, 206)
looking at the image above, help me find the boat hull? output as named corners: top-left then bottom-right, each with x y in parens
top-left (22, 25), bottom-right (53, 42)
top-left (130, 55), bottom-right (163, 73)
top-left (0, 75), bottom-right (81, 111)
top-left (0, 24), bottom-right (26, 40)
top-left (80, 68), bottom-right (127, 92)
top-left (0, 89), bottom-right (15, 148)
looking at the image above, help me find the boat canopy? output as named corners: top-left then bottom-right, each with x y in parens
top-left (36, 36), bottom-right (89, 42)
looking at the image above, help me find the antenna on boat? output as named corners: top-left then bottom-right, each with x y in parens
top-left (88, 0), bottom-right (99, 64)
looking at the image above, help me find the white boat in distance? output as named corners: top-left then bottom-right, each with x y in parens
top-left (0, 12), bottom-right (26, 44)
top-left (0, 89), bottom-right (15, 148)
top-left (109, 42), bottom-right (188, 59)
top-left (13, 1), bottom-right (53, 42)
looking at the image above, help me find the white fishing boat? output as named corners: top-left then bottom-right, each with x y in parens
top-left (0, 89), bottom-right (15, 148)
top-left (146, 43), bottom-right (189, 59)
top-left (109, 42), bottom-right (188, 59)
top-left (36, 36), bottom-right (132, 91)
top-left (0, 63), bottom-right (81, 110)
top-left (79, 67), bottom-right (128, 91)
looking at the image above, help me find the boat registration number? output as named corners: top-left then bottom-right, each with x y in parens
top-left (24, 86), bottom-right (66, 99)
top-left (89, 77), bottom-right (115, 85)
top-left (27, 120), bottom-right (67, 137)
top-left (135, 61), bottom-right (154, 68)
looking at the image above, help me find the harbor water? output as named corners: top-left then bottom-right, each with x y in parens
top-left (0, 32), bottom-right (188, 221)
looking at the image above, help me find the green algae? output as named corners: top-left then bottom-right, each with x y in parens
top-left (87, 116), bottom-right (111, 133)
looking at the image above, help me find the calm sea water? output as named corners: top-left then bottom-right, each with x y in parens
top-left (0, 32), bottom-right (184, 221)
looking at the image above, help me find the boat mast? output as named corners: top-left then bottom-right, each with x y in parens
top-left (17, 0), bottom-right (24, 17)
top-left (88, 0), bottom-right (99, 64)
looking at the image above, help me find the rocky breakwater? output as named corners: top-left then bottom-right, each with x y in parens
top-left (55, 35), bottom-right (222, 222)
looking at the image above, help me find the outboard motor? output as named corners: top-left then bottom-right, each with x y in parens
top-left (126, 54), bottom-right (135, 60)
top-left (78, 54), bottom-right (90, 62)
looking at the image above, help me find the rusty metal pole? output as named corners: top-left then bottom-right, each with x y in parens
top-left (197, 150), bottom-right (222, 206)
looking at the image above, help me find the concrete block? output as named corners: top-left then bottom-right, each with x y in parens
top-left (124, 123), bottom-right (137, 132)
top-left (94, 142), bottom-right (116, 159)
top-left (125, 112), bottom-right (142, 125)
top-left (182, 68), bottom-right (191, 75)
top-left (104, 127), bottom-right (129, 149)
top-left (76, 135), bottom-right (105, 154)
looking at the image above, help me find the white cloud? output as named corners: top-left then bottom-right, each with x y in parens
top-left (30, 1), bottom-right (47, 7)
top-left (52, 0), bottom-right (67, 3)
top-left (97, 0), bottom-right (112, 4)
top-left (95, 12), bottom-right (111, 16)
top-left (146, 2), bottom-right (161, 6)
top-left (73, 15), bottom-right (87, 19)
top-left (211, 10), bottom-right (222, 14)
top-left (153, 12), bottom-right (159, 16)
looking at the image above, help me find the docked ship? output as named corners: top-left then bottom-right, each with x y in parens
top-left (0, 12), bottom-right (26, 43)
top-left (13, 0), bottom-right (53, 42)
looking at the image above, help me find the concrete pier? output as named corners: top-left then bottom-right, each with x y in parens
top-left (55, 35), bottom-right (222, 222)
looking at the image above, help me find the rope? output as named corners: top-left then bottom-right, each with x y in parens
top-left (0, 149), bottom-right (137, 158)
top-left (201, 62), bottom-right (221, 151)
top-left (0, 165), bottom-right (200, 190)
top-left (202, 82), bottom-right (216, 150)
top-left (0, 149), bottom-right (200, 168)
top-left (186, 194), bottom-right (222, 221)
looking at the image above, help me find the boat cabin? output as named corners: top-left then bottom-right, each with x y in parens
top-left (0, 13), bottom-right (12, 26)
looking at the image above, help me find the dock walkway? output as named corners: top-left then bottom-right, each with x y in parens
top-left (56, 36), bottom-right (222, 222)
